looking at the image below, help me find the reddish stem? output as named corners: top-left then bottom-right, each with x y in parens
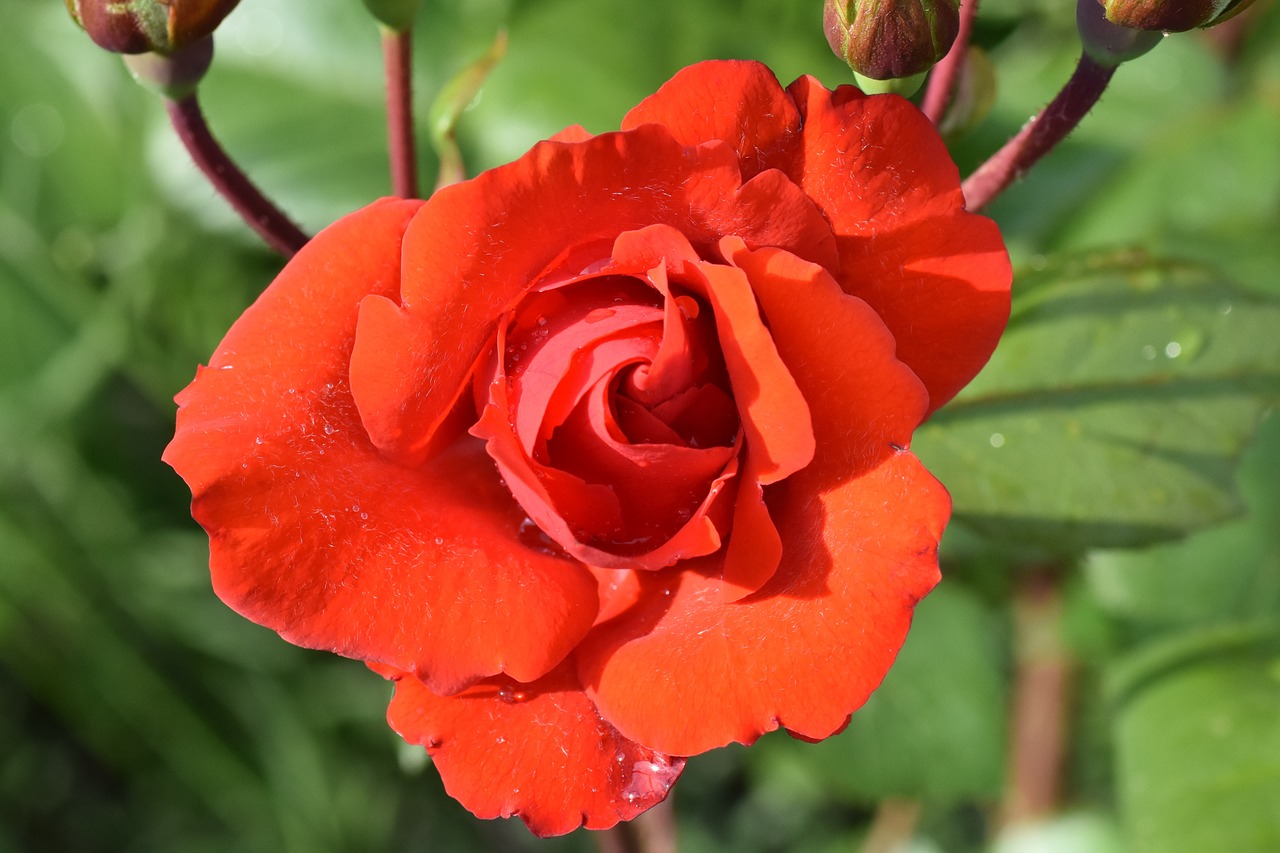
top-left (920, 0), bottom-right (980, 125)
top-left (382, 28), bottom-right (419, 199)
top-left (166, 95), bottom-right (309, 257)
top-left (1001, 568), bottom-right (1071, 828)
top-left (862, 799), bottom-right (922, 853)
top-left (596, 799), bottom-right (677, 853)
top-left (961, 52), bottom-right (1116, 212)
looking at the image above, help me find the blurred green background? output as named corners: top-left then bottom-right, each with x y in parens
top-left (2, 0), bottom-right (1278, 850)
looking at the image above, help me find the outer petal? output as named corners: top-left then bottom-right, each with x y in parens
top-left (622, 59), bottom-right (802, 180)
top-left (779, 76), bottom-right (1011, 413)
top-left (164, 200), bottom-right (599, 694)
top-left (383, 663), bottom-right (684, 837)
top-left (578, 243), bottom-right (942, 756)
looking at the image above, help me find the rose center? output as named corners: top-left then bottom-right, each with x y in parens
top-left (472, 270), bottom-right (742, 569)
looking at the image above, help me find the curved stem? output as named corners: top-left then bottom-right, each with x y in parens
top-left (382, 27), bottom-right (420, 198)
top-left (961, 52), bottom-right (1116, 212)
top-left (920, 0), bottom-right (980, 126)
top-left (165, 94), bottom-right (309, 257)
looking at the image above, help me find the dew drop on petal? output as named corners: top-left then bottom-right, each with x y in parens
top-left (517, 518), bottom-right (566, 557)
top-left (434, 537), bottom-right (444, 546)
top-left (622, 756), bottom-right (681, 803)
top-left (586, 307), bottom-right (617, 323)
top-left (497, 685), bottom-right (528, 704)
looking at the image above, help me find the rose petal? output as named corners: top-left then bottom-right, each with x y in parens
top-left (349, 125), bottom-right (747, 467)
top-left (167, 198), bottom-right (423, 492)
top-left (578, 452), bottom-right (946, 756)
top-left (578, 242), bottom-right (941, 755)
top-left (781, 76), bottom-right (1012, 413)
top-left (383, 663), bottom-right (684, 837)
top-left (165, 200), bottom-right (599, 695)
top-left (622, 59), bottom-right (801, 181)
top-left (688, 260), bottom-right (815, 485)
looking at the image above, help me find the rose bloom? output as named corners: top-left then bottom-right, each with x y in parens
top-left (165, 60), bottom-right (1010, 836)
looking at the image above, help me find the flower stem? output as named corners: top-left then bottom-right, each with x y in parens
top-left (1001, 567), bottom-right (1071, 828)
top-left (382, 27), bottom-right (420, 199)
top-left (165, 94), bottom-right (309, 257)
top-left (596, 799), bottom-right (677, 853)
top-left (861, 799), bottom-right (922, 853)
top-left (920, 0), bottom-right (979, 126)
top-left (961, 52), bottom-right (1116, 212)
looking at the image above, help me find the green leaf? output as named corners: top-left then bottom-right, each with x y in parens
top-left (1085, 413), bottom-right (1280, 625)
top-left (749, 584), bottom-right (1007, 802)
top-left (1112, 627), bottom-right (1280, 853)
top-left (913, 253), bottom-right (1280, 552)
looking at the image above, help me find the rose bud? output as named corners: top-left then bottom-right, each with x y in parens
top-left (65, 0), bottom-right (241, 55)
top-left (166, 60), bottom-right (1011, 837)
top-left (1095, 0), bottom-right (1257, 30)
top-left (825, 0), bottom-right (960, 82)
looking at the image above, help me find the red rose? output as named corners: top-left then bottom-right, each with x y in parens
top-left (165, 60), bottom-right (1010, 836)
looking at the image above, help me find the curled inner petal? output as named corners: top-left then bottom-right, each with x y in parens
top-left (471, 253), bottom-right (747, 570)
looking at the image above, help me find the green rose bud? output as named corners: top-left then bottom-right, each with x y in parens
top-left (1094, 0), bottom-right (1256, 31)
top-left (824, 0), bottom-right (960, 81)
top-left (66, 0), bottom-right (241, 55)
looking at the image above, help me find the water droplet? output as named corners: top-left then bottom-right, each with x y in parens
top-left (497, 686), bottom-right (528, 704)
top-left (1174, 328), bottom-right (1206, 360)
top-left (323, 424), bottom-right (336, 435)
top-left (287, 388), bottom-right (296, 394)
top-left (1141, 345), bottom-right (1157, 360)
top-left (254, 436), bottom-right (263, 445)
top-left (585, 307), bottom-right (617, 323)
top-left (989, 433), bottom-right (1005, 448)
top-left (434, 537), bottom-right (444, 546)
top-left (1164, 341), bottom-right (1182, 358)
top-left (352, 504), bottom-right (360, 513)
top-left (496, 736), bottom-right (505, 744)
top-left (517, 518), bottom-right (567, 557)
top-left (359, 512), bottom-right (368, 520)
top-left (536, 316), bottom-right (548, 326)
top-left (622, 756), bottom-right (681, 803)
